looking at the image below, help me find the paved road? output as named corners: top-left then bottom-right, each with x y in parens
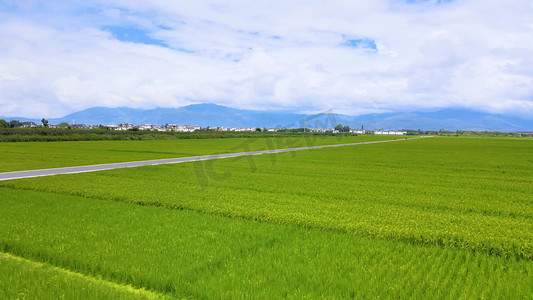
top-left (0, 136), bottom-right (430, 181)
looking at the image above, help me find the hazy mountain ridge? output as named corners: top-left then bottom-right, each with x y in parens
top-left (2, 104), bottom-right (532, 131)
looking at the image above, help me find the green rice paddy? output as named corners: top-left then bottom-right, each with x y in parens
top-left (1, 136), bottom-right (532, 298)
top-left (0, 135), bottom-right (396, 172)
top-left (0, 252), bottom-right (165, 300)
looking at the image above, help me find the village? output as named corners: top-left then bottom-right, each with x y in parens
top-left (16, 121), bottom-right (408, 135)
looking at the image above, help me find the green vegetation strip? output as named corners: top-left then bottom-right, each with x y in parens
top-left (0, 127), bottom-right (352, 142)
top-left (0, 135), bottom-right (398, 172)
top-left (0, 252), bottom-right (166, 300)
top-left (1, 188), bottom-right (531, 299)
top-left (3, 137), bottom-right (531, 260)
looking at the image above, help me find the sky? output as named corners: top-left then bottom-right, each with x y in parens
top-left (1, 0), bottom-right (533, 119)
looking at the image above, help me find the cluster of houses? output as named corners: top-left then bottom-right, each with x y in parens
top-left (373, 129), bottom-right (408, 135)
top-left (19, 121), bottom-right (408, 135)
top-left (349, 129), bottom-right (407, 135)
top-left (517, 131), bottom-right (533, 136)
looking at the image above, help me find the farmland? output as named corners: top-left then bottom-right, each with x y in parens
top-left (1, 136), bottom-right (532, 298)
top-left (0, 135), bottom-right (397, 172)
top-left (0, 252), bottom-right (163, 300)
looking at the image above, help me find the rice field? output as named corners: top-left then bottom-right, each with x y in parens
top-left (1, 136), bottom-right (532, 298)
top-left (0, 135), bottom-right (397, 172)
top-left (0, 252), bottom-right (164, 300)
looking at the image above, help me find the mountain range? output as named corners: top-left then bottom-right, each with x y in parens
top-left (2, 103), bottom-right (533, 131)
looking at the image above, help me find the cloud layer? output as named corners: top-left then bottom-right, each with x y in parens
top-left (1, 0), bottom-right (533, 118)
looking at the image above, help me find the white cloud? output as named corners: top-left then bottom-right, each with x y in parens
top-left (0, 0), bottom-right (532, 118)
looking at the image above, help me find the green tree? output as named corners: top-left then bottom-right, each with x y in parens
top-left (58, 122), bottom-right (69, 128)
top-left (335, 124), bottom-right (350, 132)
top-left (9, 120), bottom-right (22, 128)
top-left (0, 119), bottom-right (8, 128)
top-left (41, 118), bottom-right (49, 127)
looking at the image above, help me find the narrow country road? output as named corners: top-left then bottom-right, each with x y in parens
top-left (0, 136), bottom-right (430, 181)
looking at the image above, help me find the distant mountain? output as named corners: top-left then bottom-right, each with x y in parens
top-left (2, 104), bottom-right (532, 131)
top-left (344, 109), bottom-right (533, 132)
top-left (0, 116), bottom-right (42, 123)
top-left (45, 104), bottom-right (308, 128)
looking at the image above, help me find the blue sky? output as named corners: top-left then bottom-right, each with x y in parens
top-left (102, 26), bottom-right (168, 47)
top-left (0, 0), bottom-right (532, 118)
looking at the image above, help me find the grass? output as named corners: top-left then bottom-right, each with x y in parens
top-left (3, 137), bottom-right (531, 259)
top-left (0, 135), bottom-right (398, 172)
top-left (0, 188), bottom-right (531, 299)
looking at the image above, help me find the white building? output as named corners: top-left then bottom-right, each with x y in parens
top-left (167, 125), bottom-right (201, 132)
top-left (374, 130), bottom-right (407, 135)
top-left (308, 128), bottom-right (332, 133)
top-left (217, 127), bottom-right (256, 132)
top-left (116, 123), bottom-right (134, 130)
top-left (139, 124), bottom-right (155, 130)
top-left (350, 129), bottom-right (366, 134)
